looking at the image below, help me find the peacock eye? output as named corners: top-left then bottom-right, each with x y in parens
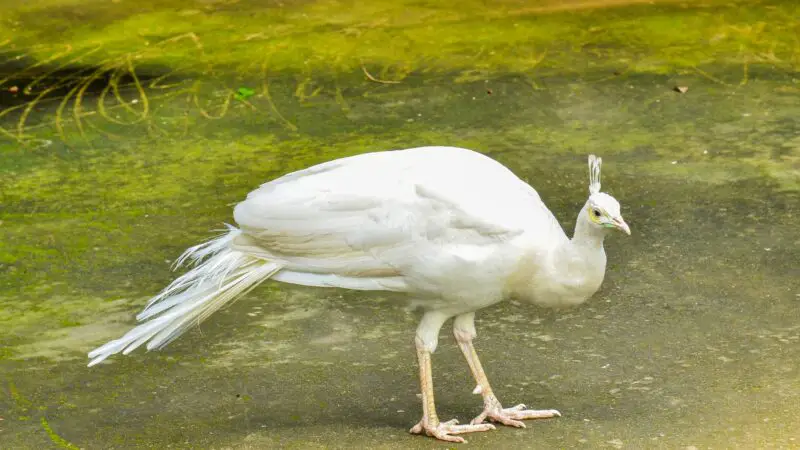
top-left (592, 209), bottom-right (602, 218)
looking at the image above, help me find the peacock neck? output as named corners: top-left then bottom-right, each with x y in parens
top-left (507, 204), bottom-right (608, 308)
top-left (570, 206), bottom-right (607, 251)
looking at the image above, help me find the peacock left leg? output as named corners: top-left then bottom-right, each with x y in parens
top-left (409, 311), bottom-right (496, 443)
top-left (453, 312), bottom-right (562, 427)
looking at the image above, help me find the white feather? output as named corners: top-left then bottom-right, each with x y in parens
top-left (87, 228), bottom-right (281, 367)
top-left (588, 154), bottom-right (602, 195)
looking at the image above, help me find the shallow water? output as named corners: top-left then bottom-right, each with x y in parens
top-left (1, 0), bottom-right (799, 448)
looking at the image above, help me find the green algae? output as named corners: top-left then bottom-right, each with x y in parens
top-left (40, 416), bottom-right (80, 450)
top-left (2, 0), bottom-right (798, 78)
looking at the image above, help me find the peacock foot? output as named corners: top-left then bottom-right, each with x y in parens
top-left (471, 396), bottom-right (561, 428)
top-left (410, 417), bottom-right (496, 443)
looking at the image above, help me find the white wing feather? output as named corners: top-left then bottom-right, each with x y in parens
top-left (232, 146), bottom-right (565, 296)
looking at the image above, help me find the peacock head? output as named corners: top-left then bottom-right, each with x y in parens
top-left (585, 155), bottom-right (630, 235)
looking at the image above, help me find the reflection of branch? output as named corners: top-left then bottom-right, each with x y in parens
top-left (51, 62), bottom-right (114, 141)
top-left (98, 57), bottom-right (151, 125)
top-left (25, 46), bottom-right (103, 94)
top-left (334, 74), bottom-right (350, 114)
top-left (0, 124), bottom-right (24, 144)
top-left (740, 59), bottom-right (749, 86)
top-left (144, 32), bottom-right (203, 53)
top-left (84, 110), bottom-right (123, 141)
top-left (4, 31), bottom-right (236, 142)
top-left (191, 87), bottom-right (233, 120)
top-left (261, 55), bottom-right (298, 131)
top-left (8, 381), bottom-right (79, 450)
top-left (73, 65), bottom-right (114, 141)
top-left (1, 93), bottom-right (67, 144)
top-left (148, 68), bottom-right (186, 89)
top-left (24, 89), bottom-right (188, 134)
top-left (2, 64), bottom-right (99, 135)
top-left (99, 69), bottom-right (129, 125)
top-left (294, 77), bottom-right (322, 102)
top-left (0, 102), bottom-right (30, 124)
top-left (17, 84), bottom-right (60, 140)
top-left (40, 416), bottom-right (80, 450)
top-left (126, 54), bottom-right (150, 118)
top-left (692, 66), bottom-right (731, 85)
top-left (360, 63), bottom-right (401, 84)
top-left (0, 45), bottom-right (72, 86)
top-left (55, 75), bottom-right (88, 142)
top-left (521, 49), bottom-right (549, 89)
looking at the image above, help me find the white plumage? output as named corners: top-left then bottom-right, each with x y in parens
top-left (88, 146), bottom-right (629, 443)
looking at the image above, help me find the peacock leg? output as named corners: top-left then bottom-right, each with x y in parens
top-left (453, 312), bottom-right (562, 427)
top-left (409, 311), bottom-right (496, 443)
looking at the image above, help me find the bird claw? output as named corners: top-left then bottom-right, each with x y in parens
top-left (410, 417), bottom-right (496, 443)
top-left (471, 398), bottom-right (561, 428)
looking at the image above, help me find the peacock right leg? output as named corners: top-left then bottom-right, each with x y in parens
top-left (453, 312), bottom-right (562, 427)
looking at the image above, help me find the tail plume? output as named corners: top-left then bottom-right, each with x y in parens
top-left (88, 225), bottom-right (281, 367)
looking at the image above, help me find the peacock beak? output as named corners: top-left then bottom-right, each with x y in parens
top-left (613, 216), bottom-right (631, 235)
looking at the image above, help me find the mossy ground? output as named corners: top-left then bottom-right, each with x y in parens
top-left (1, 0), bottom-right (798, 448)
